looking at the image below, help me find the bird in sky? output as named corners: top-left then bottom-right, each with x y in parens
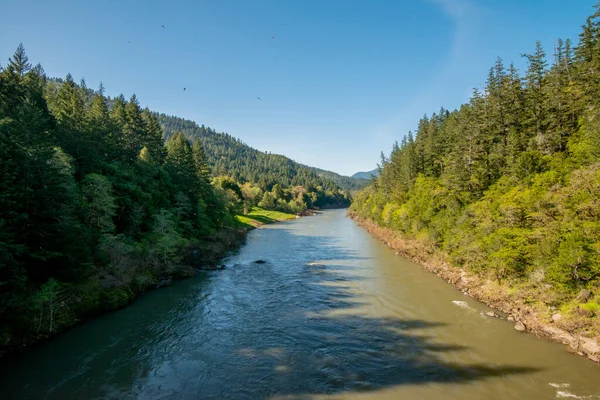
top-left (272, 35), bottom-right (274, 39)
top-left (257, 96), bottom-right (261, 100)
top-left (161, 24), bottom-right (165, 28)
top-left (183, 87), bottom-right (187, 91)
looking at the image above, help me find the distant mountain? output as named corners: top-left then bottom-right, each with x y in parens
top-left (352, 169), bottom-right (379, 180)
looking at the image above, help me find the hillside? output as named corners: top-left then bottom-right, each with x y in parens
top-left (46, 80), bottom-right (354, 208)
top-left (350, 6), bottom-right (600, 346)
top-left (352, 169), bottom-right (379, 180)
top-left (308, 167), bottom-right (370, 192)
top-left (157, 114), bottom-right (360, 202)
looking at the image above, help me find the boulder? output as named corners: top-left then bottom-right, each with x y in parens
top-left (552, 313), bottom-right (562, 323)
top-left (576, 289), bottom-right (592, 303)
top-left (485, 311), bottom-right (499, 318)
top-left (580, 338), bottom-right (600, 356)
top-left (507, 315), bottom-right (515, 321)
top-left (514, 321), bottom-right (526, 331)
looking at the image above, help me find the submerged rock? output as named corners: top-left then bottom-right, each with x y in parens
top-left (485, 311), bottom-right (499, 318)
top-left (254, 260), bottom-right (267, 264)
top-left (156, 278), bottom-right (173, 288)
top-left (199, 264), bottom-right (226, 271)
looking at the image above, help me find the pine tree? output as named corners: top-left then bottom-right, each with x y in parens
top-left (141, 109), bottom-right (166, 164)
top-left (192, 139), bottom-right (211, 183)
top-left (166, 132), bottom-right (198, 192)
top-left (7, 43), bottom-right (31, 77)
top-left (109, 94), bottom-right (128, 161)
top-left (123, 94), bottom-right (145, 159)
top-left (87, 83), bottom-right (116, 161)
top-left (522, 41), bottom-right (549, 153)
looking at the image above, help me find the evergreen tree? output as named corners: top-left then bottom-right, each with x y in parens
top-left (6, 43), bottom-right (31, 77)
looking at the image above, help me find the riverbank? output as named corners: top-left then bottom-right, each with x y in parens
top-left (348, 212), bottom-right (600, 364)
top-left (0, 207), bottom-right (297, 359)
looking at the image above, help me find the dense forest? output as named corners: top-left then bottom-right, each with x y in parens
top-left (351, 6), bottom-right (600, 329)
top-left (0, 45), bottom-right (350, 354)
top-left (0, 46), bottom-right (241, 353)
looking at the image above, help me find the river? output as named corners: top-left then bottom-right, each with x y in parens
top-left (1, 209), bottom-right (599, 399)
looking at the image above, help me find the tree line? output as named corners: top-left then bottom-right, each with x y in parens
top-left (351, 6), bottom-right (600, 316)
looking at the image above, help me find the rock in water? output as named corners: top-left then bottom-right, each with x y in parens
top-left (254, 260), bottom-right (267, 264)
top-left (200, 264), bottom-right (226, 271)
top-left (485, 311), bottom-right (498, 318)
top-left (514, 321), bottom-right (526, 331)
top-left (156, 278), bottom-right (173, 288)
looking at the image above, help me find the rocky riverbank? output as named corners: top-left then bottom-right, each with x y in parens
top-left (348, 213), bottom-right (600, 365)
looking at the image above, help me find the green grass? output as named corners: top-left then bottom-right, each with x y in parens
top-left (235, 207), bottom-right (296, 229)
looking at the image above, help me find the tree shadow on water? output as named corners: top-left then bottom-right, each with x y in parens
top-left (221, 314), bottom-right (538, 399)
top-left (187, 228), bottom-right (541, 399)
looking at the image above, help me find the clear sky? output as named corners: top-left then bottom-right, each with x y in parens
top-left (0, 0), bottom-right (596, 176)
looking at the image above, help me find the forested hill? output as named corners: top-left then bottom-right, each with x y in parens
top-left (156, 114), bottom-right (366, 194)
top-left (309, 167), bottom-right (370, 192)
top-left (351, 169), bottom-right (379, 180)
top-left (44, 80), bottom-right (354, 208)
top-left (351, 5), bottom-right (600, 334)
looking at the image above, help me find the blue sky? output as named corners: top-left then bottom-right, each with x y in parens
top-left (0, 0), bottom-right (595, 176)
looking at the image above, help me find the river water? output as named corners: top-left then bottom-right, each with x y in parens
top-left (1, 209), bottom-right (599, 399)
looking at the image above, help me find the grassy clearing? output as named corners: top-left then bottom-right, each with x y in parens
top-left (235, 207), bottom-right (297, 229)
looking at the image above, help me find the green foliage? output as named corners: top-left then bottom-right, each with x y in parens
top-left (0, 45), bottom-right (255, 352)
top-left (258, 191), bottom-right (276, 209)
top-left (81, 174), bottom-right (117, 233)
top-left (351, 5), bottom-right (600, 302)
